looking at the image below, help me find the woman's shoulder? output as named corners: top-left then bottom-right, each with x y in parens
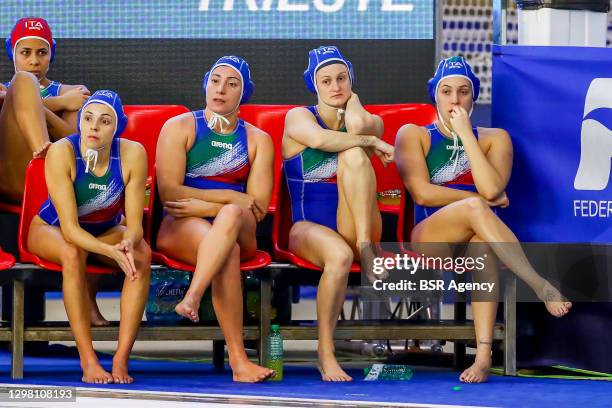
top-left (285, 105), bottom-right (316, 123)
top-left (119, 138), bottom-right (147, 163)
top-left (243, 120), bottom-right (269, 137)
top-left (47, 137), bottom-right (76, 163)
top-left (396, 123), bottom-right (430, 145)
top-left (243, 121), bottom-right (273, 148)
top-left (476, 126), bottom-right (511, 142)
top-left (160, 111), bottom-right (196, 135)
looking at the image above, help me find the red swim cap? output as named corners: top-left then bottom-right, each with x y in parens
top-left (6, 17), bottom-right (55, 61)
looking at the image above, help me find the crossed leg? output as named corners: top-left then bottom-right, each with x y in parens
top-left (411, 197), bottom-right (571, 317)
top-left (411, 197), bottom-right (572, 383)
top-left (156, 205), bottom-right (274, 382)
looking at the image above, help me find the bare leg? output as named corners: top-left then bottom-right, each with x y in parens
top-left (27, 217), bottom-right (113, 384)
top-left (112, 240), bottom-right (151, 384)
top-left (0, 72), bottom-right (51, 202)
top-left (211, 244), bottom-right (274, 382)
top-left (157, 206), bottom-right (272, 381)
top-left (157, 205), bottom-right (244, 322)
top-left (290, 221), bottom-right (354, 381)
top-left (336, 147), bottom-right (382, 248)
top-left (459, 237), bottom-right (498, 383)
top-left (86, 225), bottom-right (151, 384)
top-left (411, 197), bottom-right (571, 317)
top-left (87, 274), bottom-right (110, 327)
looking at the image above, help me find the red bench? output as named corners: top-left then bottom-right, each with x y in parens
top-left (365, 104), bottom-right (437, 214)
top-left (0, 246), bottom-right (15, 270)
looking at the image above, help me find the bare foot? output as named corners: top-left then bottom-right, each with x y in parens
top-left (81, 361), bottom-right (114, 384)
top-left (539, 282), bottom-right (572, 318)
top-left (459, 354), bottom-right (491, 384)
top-left (112, 357), bottom-right (134, 384)
top-left (90, 305), bottom-right (110, 327)
top-left (175, 295), bottom-right (200, 323)
top-left (362, 244), bottom-right (389, 283)
top-left (318, 352), bottom-right (352, 382)
top-left (231, 359), bottom-right (275, 383)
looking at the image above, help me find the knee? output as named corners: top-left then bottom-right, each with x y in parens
top-left (324, 245), bottom-right (354, 276)
top-left (134, 240), bottom-right (152, 268)
top-left (60, 244), bottom-right (86, 273)
top-left (463, 197), bottom-right (491, 218)
top-left (216, 204), bottom-right (243, 232)
top-left (11, 71), bottom-right (38, 88)
top-left (338, 147), bottom-right (369, 170)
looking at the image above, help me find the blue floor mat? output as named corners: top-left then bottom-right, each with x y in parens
top-left (1, 346), bottom-right (611, 407)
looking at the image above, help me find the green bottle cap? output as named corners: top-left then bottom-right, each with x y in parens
top-left (271, 324), bottom-right (280, 331)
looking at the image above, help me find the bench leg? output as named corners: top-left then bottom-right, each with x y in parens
top-left (212, 340), bottom-right (225, 372)
top-left (258, 268), bottom-right (272, 367)
top-left (504, 275), bottom-right (517, 376)
top-left (11, 280), bottom-right (24, 379)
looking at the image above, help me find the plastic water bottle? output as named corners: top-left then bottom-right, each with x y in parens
top-left (146, 269), bottom-right (191, 324)
top-left (266, 324), bottom-right (283, 381)
top-left (363, 364), bottom-right (413, 381)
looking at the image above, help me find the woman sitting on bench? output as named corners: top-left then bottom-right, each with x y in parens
top-left (155, 56), bottom-right (275, 383)
top-left (282, 46), bottom-right (394, 382)
top-left (395, 56), bottom-right (572, 384)
top-left (0, 17), bottom-right (90, 204)
top-left (28, 90), bottom-right (151, 385)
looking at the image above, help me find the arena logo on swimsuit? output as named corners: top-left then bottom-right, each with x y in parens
top-left (446, 145), bottom-right (464, 151)
top-left (198, 0), bottom-right (414, 12)
top-left (89, 183), bottom-right (107, 191)
top-left (211, 140), bottom-right (233, 149)
top-left (572, 78), bottom-right (612, 219)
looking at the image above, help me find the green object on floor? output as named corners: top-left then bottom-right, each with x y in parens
top-left (267, 324), bottom-right (284, 381)
top-left (452, 386), bottom-right (462, 391)
top-left (364, 364), bottom-right (413, 381)
top-left (490, 365), bottom-right (612, 380)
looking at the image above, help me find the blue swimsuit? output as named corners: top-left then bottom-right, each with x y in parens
top-left (414, 124), bottom-right (479, 224)
top-left (183, 110), bottom-right (251, 193)
top-left (284, 106), bottom-right (343, 231)
top-left (38, 134), bottom-right (125, 236)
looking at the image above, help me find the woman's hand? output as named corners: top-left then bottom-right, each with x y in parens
top-left (485, 192), bottom-right (509, 208)
top-left (61, 86), bottom-right (90, 111)
top-left (374, 138), bottom-right (395, 165)
top-left (164, 198), bottom-right (216, 218)
top-left (373, 147), bottom-right (393, 167)
top-left (106, 241), bottom-right (136, 281)
top-left (449, 106), bottom-right (473, 139)
top-left (228, 191), bottom-right (266, 222)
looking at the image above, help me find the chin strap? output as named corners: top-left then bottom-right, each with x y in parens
top-left (206, 103), bottom-right (240, 133)
top-left (336, 108), bottom-right (345, 121)
top-left (84, 148), bottom-right (99, 174)
top-left (207, 112), bottom-right (231, 133)
top-left (84, 145), bottom-right (107, 174)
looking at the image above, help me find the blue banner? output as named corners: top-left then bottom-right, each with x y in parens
top-left (492, 45), bottom-right (612, 243)
top-left (0, 0), bottom-right (434, 40)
